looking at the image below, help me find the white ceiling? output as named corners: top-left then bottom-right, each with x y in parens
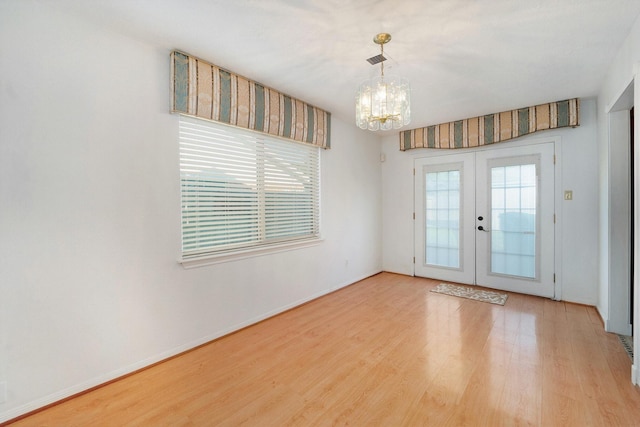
top-left (58, 0), bottom-right (640, 131)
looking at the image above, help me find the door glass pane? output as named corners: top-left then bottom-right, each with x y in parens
top-left (490, 164), bottom-right (537, 278)
top-left (425, 169), bottom-right (460, 268)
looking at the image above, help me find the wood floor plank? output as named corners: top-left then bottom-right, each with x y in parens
top-left (7, 272), bottom-right (640, 426)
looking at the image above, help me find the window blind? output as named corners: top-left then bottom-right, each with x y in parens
top-left (179, 116), bottom-right (320, 258)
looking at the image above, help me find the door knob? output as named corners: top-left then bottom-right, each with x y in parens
top-left (477, 225), bottom-right (489, 231)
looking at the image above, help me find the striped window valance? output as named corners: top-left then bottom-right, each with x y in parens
top-left (399, 98), bottom-right (579, 151)
top-left (171, 51), bottom-right (331, 149)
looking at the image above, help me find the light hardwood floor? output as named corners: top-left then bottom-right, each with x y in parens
top-left (7, 272), bottom-right (640, 426)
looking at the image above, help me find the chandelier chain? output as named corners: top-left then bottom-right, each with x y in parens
top-left (380, 43), bottom-right (385, 78)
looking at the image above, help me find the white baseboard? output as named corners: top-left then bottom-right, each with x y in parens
top-left (596, 305), bottom-right (607, 326)
top-left (0, 269), bottom-right (382, 424)
top-left (633, 364), bottom-right (639, 386)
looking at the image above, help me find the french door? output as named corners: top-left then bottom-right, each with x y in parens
top-left (414, 143), bottom-right (555, 298)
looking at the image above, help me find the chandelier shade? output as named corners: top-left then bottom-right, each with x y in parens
top-left (355, 33), bottom-right (411, 131)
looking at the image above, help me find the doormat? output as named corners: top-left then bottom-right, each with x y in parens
top-left (618, 334), bottom-right (634, 361)
top-left (431, 283), bottom-right (508, 306)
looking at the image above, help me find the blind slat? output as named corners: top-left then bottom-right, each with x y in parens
top-left (180, 116), bottom-right (320, 256)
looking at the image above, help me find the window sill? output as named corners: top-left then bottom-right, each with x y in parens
top-left (179, 238), bottom-right (324, 269)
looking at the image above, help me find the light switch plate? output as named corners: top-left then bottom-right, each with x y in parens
top-left (564, 190), bottom-right (573, 201)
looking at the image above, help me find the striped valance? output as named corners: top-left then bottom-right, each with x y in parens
top-left (400, 98), bottom-right (579, 151)
top-left (171, 51), bottom-right (331, 149)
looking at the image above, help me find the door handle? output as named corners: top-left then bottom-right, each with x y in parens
top-left (477, 225), bottom-right (490, 232)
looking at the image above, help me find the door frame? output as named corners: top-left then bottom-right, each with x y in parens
top-left (604, 68), bottom-right (639, 386)
top-left (606, 79), bottom-right (634, 336)
top-left (412, 136), bottom-right (563, 300)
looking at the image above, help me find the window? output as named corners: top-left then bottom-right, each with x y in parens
top-left (179, 116), bottom-right (320, 261)
top-left (425, 165), bottom-right (461, 269)
top-left (489, 162), bottom-right (537, 278)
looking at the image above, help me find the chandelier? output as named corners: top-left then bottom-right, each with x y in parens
top-left (355, 33), bottom-right (411, 131)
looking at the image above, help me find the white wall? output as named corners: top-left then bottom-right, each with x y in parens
top-left (559, 99), bottom-right (601, 304)
top-left (0, 2), bottom-right (382, 421)
top-left (381, 99), bottom-right (600, 305)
